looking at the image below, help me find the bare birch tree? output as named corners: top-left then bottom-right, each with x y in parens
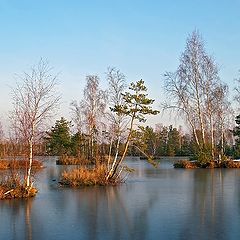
top-left (234, 72), bottom-right (240, 104)
top-left (81, 75), bottom-right (107, 163)
top-left (164, 31), bottom-right (231, 162)
top-left (10, 59), bottom-right (60, 189)
top-left (105, 67), bottom-right (127, 179)
top-left (70, 100), bottom-right (84, 134)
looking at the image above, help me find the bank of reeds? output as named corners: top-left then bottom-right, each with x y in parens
top-left (174, 159), bottom-right (240, 169)
top-left (0, 159), bottom-right (43, 170)
top-left (0, 175), bottom-right (37, 200)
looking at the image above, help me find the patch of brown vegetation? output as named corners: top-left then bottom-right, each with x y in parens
top-left (174, 160), bottom-right (240, 169)
top-left (0, 159), bottom-right (43, 170)
top-left (174, 160), bottom-right (198, 169)
top-left (220, 160), bottom-right (240, 168)
top-left (61, 165), bottom-right (121, 187)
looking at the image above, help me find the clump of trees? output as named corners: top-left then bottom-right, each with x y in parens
top-left (60, 77), bottom-right (159, 184)
top-left (164, 31), bottom-right (233, 164)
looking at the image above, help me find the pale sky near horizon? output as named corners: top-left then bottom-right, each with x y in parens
top-left (0, 0), bottom-right (240, 132)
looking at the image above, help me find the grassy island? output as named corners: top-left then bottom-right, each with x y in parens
top-left (174, 159), bottom-right (240, 169)
top-left (0, 159), bottom-right (43, 200)
top-left (0, 176), bottom-right (38, 200)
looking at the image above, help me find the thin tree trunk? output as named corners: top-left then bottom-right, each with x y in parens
top-left (26, 138), bottom-right (33, 188)
top-left (107, 137), bottom-right (113, 170)
top-left (106, 135), bottom-right (120, 180)
top-left (210, 119), bottom-right (215, 160)
top-left (220, 126), bottom-right (224, 157)
top-left (108, 114), bottom-right (135, 180)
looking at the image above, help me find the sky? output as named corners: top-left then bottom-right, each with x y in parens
top-left (0, 0), bottom-right (240, 132)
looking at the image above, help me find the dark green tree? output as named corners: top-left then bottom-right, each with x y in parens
top-left (179, 134), bottom-right (194, 156)
top-left (155, 126), bottom-right (168, 156)
top-left (45, 117), bottom-right (72, 155)
top-left (167, 125), bottom-right (181, 156)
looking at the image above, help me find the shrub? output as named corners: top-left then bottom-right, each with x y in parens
top-left (196, 150), bottom-right (213, 165)
top-left (174, 160), bottom-right (198, 169)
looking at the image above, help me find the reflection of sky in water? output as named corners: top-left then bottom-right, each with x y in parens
top-left (1, 157), bottom-right (240, 240)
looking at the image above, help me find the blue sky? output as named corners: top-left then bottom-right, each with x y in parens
top-left (0, 0), bottom-right (240, 130)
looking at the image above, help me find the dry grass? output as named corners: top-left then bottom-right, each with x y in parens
top-left (0, 159), bottom-right (43, 170)
top-left (0, 175), bottom-right (37, 200)
top-left (61, 165), bottom-right (122, 186)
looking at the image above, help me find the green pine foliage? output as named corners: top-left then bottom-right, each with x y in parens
top-left (45, 117), bottom-right (72, 156)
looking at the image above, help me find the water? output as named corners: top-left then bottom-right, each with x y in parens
top-left (1, 157), bottom-right (240, 240)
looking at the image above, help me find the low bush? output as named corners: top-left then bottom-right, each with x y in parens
top-left (174, 160), bottom-right (198, 169)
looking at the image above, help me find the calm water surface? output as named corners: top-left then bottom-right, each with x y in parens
top-left (1, 157), bottom-right (240, 240)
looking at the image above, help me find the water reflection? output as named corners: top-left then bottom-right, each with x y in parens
top-left (0, 198), bottom-right (33, 240)
top-left (1, 158), bottom-right (240, 240)
top-left (70, 184), bottom-right (159, 240)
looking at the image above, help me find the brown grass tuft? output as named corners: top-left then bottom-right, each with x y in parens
top-left (61, 165), bottom-right (108, 186)
top-left (0, 175), bottom-right (37, 200)
top-left (61, 165), bottom-right (123, 187)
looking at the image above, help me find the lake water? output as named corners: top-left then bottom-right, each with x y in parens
top-left (1, 157), bottom-right (240, 240)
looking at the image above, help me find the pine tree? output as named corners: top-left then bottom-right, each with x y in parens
top-left (45, 117), bottom-right (72, 155)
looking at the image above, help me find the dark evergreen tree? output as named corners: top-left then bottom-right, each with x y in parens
top-left (167, 125), bottom-right (180, 156)
top-left (45, 117), bottom-right (72, 155)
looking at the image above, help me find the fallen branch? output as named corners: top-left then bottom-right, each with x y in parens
top-left (4, 189), bottom-right (14, 195)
